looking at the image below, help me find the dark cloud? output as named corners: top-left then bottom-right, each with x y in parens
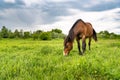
top-left (87, 1), bottom-right (120, 11)
top-left (0, 0), bottom-right (25, 10)
top-left (1, 0), bottom-right (120, 11)
top-left (0, 0), bottom-right (74, 25)
top-left (64, 0), bottom-right (120, 11)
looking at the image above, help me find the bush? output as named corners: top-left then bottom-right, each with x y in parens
top-left (40, 32), bottom-right (52, 40)
top-left (51, 32), bottom-right (65, 39)
top-left (32, 33), bottom-right (39, 40)
top-left (98, 30), bottom-right (119, 39)
top-left (23, 31), bottom-right (31, 39)
top-left (52, 29), bottom-right (62, 33)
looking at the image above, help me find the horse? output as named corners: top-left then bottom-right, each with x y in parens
top-left (63, 19), bottom-right (97, 56)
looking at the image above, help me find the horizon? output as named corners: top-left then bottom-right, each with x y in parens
top-left (0, 25), bottom-right (119, 35)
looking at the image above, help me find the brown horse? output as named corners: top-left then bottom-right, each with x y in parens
top-left (63, 19), bottom-right (97, 56)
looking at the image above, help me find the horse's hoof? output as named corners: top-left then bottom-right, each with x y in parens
top-left (79, 53), bottom-right (83, 55)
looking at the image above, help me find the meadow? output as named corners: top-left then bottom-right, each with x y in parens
top-left (0, 38), bottom-right (120, 80)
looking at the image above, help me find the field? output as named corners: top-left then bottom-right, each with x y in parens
top-left (0, 38), bottom-right (120, 80)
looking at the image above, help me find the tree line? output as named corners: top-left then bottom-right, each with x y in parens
top-left (0, 26), bottom-right (65, 40)
top-left (0, 26), bottom-right (120, 40)
top-left (98, 30), bottom-right (120, 39)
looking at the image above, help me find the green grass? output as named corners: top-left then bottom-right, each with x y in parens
top-left (0, 38), bottom-right (120, 80)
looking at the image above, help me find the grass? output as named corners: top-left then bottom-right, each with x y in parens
top-left (0, 38), bottom-right (120, 80)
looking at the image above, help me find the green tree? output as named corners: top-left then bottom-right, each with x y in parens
top-left (51, 29), bottom-right (65, 39)
top-left (24, 31), bottom-right (31, 39)
top-left (40, 32), bottom-right (51, 40)
top-left (8, 30), bottom-right (14, 38)
top-left (36, 30), bottom-right (43, 34)
top-left (1, 26), bottom-right (9, 38)
top-left (19, 29), bottom-right (24, 38)
top-left (0, 31), bottom-right (2, 39)
top-left (51, 32), bottom-right (59, 39)
top-left (99, 30), bottom-right (110, 38)
top-left (14, 29), bottom-right (20, 38)
top-left (52, 29), bottom-right (62, 33)
top-left (32, 30), bottom-right (43, 40)
top-left (110, 32), bottom-right (117, 39)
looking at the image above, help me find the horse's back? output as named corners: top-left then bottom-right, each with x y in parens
top-left (85, 22), bottom-right (93, 37)
top-left (73, 20), bottom-right (94, 38)
top-left (73, 21), bottom-right (85, 35)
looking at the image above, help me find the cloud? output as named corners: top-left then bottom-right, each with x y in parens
top-left (47, 0), bottom-right (75, 3)
top-left (0, 0), bottom-right (120, 34)
top-left (68, 0), bottom-right (120, 11)
top-left (36, 8), bottom-right (120, 34)
top-left (0, 8), bottom-right (47, 26)
top-left (22, 0), bottom-right (44, 7)
top-left (4, 0), bottom-right (15, 3)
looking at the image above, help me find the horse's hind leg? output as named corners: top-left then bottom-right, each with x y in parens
top-left (88, 37), bottom-right (91, 50)
top-left (76, 38), bottom-right (82, 55)
top-left (82, 36), bottom-right (86, 53)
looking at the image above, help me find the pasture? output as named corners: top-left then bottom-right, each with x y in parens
top-left (0, 38), bottom-right (120, 80)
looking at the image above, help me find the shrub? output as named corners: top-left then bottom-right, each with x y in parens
top-left (52, 29), bottom-right (62, 33)
top-left (23, 31), bottom-right (31, 39)
top-left (40, 32), bottom-right (52, 40)
top-left (98, 30), bottom-right (119, 39)
top-left (51, 32), bottom-right (65, 39)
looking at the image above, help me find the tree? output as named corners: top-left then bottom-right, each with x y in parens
top-left (32, 32), bottom-right (39, 40)
top-left (8, 30), bottom-right (14, 38)
top-left (52, 29), bottom-right (62, 33)
top-left (51, 28), bottom-right (65, 39)
top-left (32, 30), bottom-right (43, 40)
top-left (51, 32), bottom-right (59, 39)
top-left (36, 30), bottom-right (43, 34)
top-left (14, 29), bottom-right (20, 38)
top-left (24, 31), bottom-right (31, 39)
top-left (99, 30), bottom-right (110, 38)
top-left (110, 32), bottom-right (117, 39)
top-left (19, 29), bottom-right (24, 38)
top-left (1, 26), bottom-right (9, 38)
top-left (40, 32), bottom-right (51, 40)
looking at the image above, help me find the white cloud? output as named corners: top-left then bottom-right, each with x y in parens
top-left (4, 0), bottom-right (15, 3)
top-left (104, 0), bottom-right (115, 2)
top-left (47, 0), bottom-right (74, 3)
top-left (0, 0), bottom-right (120, 34)
top-left (36, 8), bottom-right (120, 34)
top-left (83, 1), bottom-right (101, 8)
top-left (83, 0), bottom-right (117, 8)
top-left (0, 7), bottom-right (120, 34)
top-left (22, 0), bottom-right (44, 7)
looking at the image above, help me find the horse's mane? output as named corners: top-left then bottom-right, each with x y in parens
top-left (70, 19), bottom-right (85, 30)
top-left (64, 19), bottom-right (85, 46)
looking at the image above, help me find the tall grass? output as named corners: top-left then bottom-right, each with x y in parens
top-left (0, 39), bottom-right (120, 80)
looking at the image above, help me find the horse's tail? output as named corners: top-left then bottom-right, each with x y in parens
top-left (93, 29), bottom-right (97, 42)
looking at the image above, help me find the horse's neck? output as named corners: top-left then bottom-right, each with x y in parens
top-left (70, 34), bottom-right (75, 43)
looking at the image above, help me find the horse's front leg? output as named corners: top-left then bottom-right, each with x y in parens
top-left (82, 36), bottom-right (86, 53)
top-left (76, 38), bottom-right (82, 55)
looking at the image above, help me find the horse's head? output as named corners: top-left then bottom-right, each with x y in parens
top-left (63, 37), bottom-right (73, 56)
top-left (63, 42), bottom-right (73, 56)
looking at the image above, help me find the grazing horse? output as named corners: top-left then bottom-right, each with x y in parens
top-left (63, 19), bottom-right (97, 56)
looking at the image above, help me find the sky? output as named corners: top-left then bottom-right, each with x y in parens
top-left (0, 0), bottom-right (120, 34)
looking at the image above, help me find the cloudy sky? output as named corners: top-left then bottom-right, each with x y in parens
top-left (0, 0), bottom-right (120, 34)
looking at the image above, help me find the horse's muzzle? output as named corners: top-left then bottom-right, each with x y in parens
top-left (63, 51), bottom-right (68, 56)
